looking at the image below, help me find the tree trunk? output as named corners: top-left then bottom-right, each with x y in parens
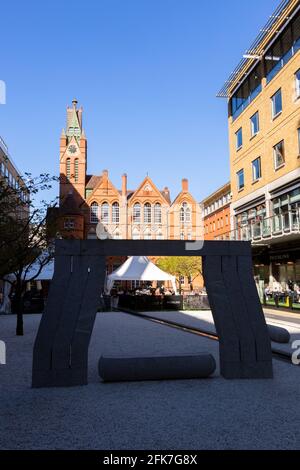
top-left (15, 276), bottom-right (24, 336)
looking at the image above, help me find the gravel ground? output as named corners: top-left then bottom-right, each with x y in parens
top-left (0, 312), bottom-right (300, 450)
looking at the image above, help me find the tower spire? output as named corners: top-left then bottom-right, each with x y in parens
top-left (66, 99), bottom-right (82, 139)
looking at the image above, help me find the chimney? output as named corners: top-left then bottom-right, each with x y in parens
top-left (182, 178), bottom-right (189, 192)
top-left (102, 169), bottom-right (108, 182)
top-left (122, 173), bottom-right (127, 196)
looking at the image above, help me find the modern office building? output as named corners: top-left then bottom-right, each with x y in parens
top-left (0, 135), bottom-right (29, 305)
top-left (201, 183), bottom-right (231, 240)
top-left (0, 136), bottom-right (28, 201)
top-left (218, 0), bottom-right (300, 289)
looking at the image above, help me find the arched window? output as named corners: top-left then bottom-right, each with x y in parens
top-left (144, 203), bottom-right (152, 224)
top-left (144, 229), bottom-right (152, 240)
top-left (132, 228), bottom-right (140, 240)
top-left (156, 231), bottom-right (164, 240)
top-left (66, 158), bottom-right (71, 181)
top-left (112, 202), bottom-right (120, 224)
top-left (180, 205), bottom-right (185, 223)
top-left (101, 202), bottom-right (109, 224)
top-left (74, 159), bottom-right (79, 183)
top-left (154, 203), bottom-right (162, 224)
top-left (90, 202), bottom-right (99, 223)
top-left (113, 231), bottom-right (121, 240)
top-left (133, 203), bottom-right (141, 223)
top-left (185, 207), bottom-right (191, 223)
top-left (180, 202), bottom-right (191, 225)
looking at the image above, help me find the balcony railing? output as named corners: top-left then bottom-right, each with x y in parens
top-left (218, 209), bottom-right (300, 242)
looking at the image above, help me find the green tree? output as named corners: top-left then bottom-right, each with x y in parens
top-left (156, 256), bottom-right (202, 291)
top-left (0, 169), bottom-right (58, 335)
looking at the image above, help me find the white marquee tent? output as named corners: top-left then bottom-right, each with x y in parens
top-left (106, 256), bottom-right (177, 294)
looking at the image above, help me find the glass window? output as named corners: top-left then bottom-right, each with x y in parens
top-left (271, 89), bottom-right (282, 118)
top-left (74, 158), bottom-right (79, 183)
top-left (112, 202), bottom-right (120, 224)
top-left (273, 141), bottom-right (285, 169)
top-left (101, 202), bottom-right (109, 224)
top-left (144, 203), bottom-right (151, 223)
top-left (231, 63), bottom-right (262, 119)
top-left (154, 203), bottom-right (162, 224)
top-left (250, 112), bottom-right (259, 136)
top-left (132, 229), bottom-right (140, 240)
top-left (90, 202), bottom-right (99, 223)
top-left (237, 169), bottom-right (245, 191)
top-left (296, 69), bottom-right (300, 98)
top-left (144, 230), bottom-right (152, 240)
top-left (181, 202), bottom-right (191, 224)
top-left (64, 218), bottom-right (75, 229)
top-left (264, 12), bottom-right (300, 83)
top-left (236, 128), bottom-right (243, 150)
top-left (66, 158), bottom-right (71, 181)
top-left (133, 203), bottom-right (141, 223)
top-left (252, 157), bottom-right (261, 181)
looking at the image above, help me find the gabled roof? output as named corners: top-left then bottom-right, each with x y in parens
top-left (129, 176), bottom-right (170, 204)
top-left (86, 175), bottom-right (102, 189)
top-left (171, 190), bottom-right (196, 207)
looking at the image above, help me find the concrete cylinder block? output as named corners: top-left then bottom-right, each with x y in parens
top-left (98, 353), bottom-right (216, 382)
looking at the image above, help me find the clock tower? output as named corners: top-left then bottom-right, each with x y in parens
top-left (59, 99), bottom-right (87, 205)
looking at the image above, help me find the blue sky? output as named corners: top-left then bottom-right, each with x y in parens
top-left (0, 0), bottom-right (277, 203)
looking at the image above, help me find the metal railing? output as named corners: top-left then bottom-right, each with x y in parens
top-left (217, 209), bottom-right (300, 242)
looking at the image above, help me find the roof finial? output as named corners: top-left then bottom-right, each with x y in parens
top-left (72, 99), bottom-right (78, 108)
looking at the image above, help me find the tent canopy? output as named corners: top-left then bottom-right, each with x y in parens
top-left (106, 256), bottom-right (177, 294)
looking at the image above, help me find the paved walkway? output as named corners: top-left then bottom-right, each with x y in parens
top-left (140, 309), bottom-right (300, 355)
top-left (0, 312), bottom-right (300, 450)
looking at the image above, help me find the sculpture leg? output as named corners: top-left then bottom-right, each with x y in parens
top-left (203, 255), bottom-right (273, 379)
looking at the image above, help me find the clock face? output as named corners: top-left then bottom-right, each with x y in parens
top-left (68, 144), bottom-right (77, 154)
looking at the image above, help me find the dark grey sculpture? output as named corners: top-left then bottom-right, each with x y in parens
top-left (267, 324), bottom-right (290, 344)
top-left (98, 353), bottom-right (216, 382)
top-left (32, 239), bottom-right (273, 388)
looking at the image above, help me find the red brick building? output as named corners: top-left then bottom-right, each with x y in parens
top-left (202, 182), bottom-right (232, 240)
top-left (57, 100), bottom-right (203, 290)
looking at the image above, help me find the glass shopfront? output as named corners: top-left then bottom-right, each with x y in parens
top-left (235, 203), bottom-right (267, 240)
top-left (272, 187), bottom-right (300, 233)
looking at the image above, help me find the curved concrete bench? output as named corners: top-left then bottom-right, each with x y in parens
top-left (98, 353), bottom-right (216, 383)
top-left (267, 324), bottom-right (290, 344)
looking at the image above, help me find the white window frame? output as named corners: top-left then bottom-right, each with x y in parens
top-left (101, 202), bottom-right (110, 224)
top-left (252, 157), bottom-right (261, 182)
top-left (250, 112), bottom-right (259, 137)
top-left (90, 202), bottom-right (99, 224)
top-left (133, 203), bottom-right (141, 224)
top-left (144, 203), bottom-right (152, 224)
top-left (273, 140), bottom-right (285, 170)
top-left (154, 203), bottom-right (162, 224)
top-left (235, 128), bottom-right (243, 150)
top-left (112, 202), bottom-right (120, 224)
top-left (237, 169), bottom-right (245, 191)
top-left (271, 89), bottom-right (282, 119)
top-left (295, 69), bottom-right (300, 98)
